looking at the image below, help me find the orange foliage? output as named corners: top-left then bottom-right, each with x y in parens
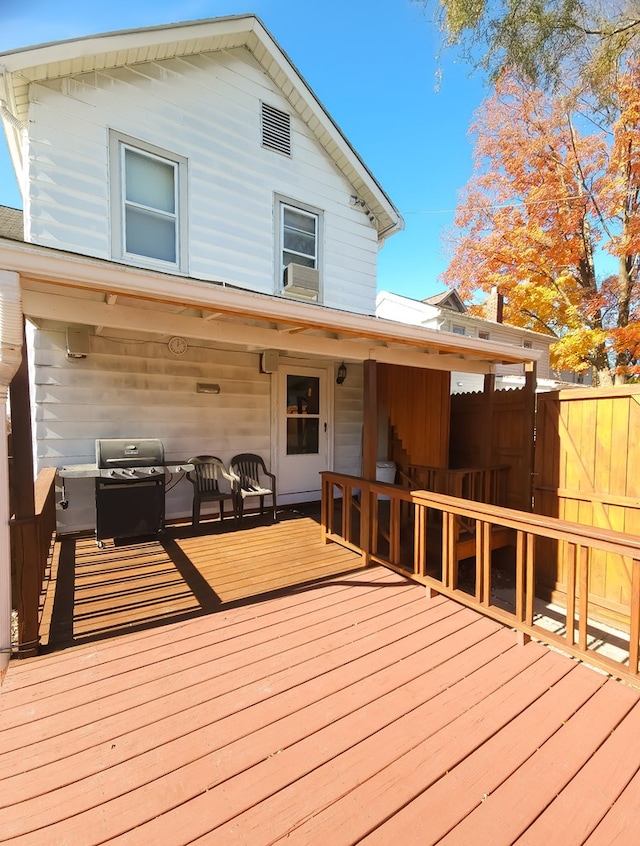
top-left (444, 65), bottom-right (640, 383)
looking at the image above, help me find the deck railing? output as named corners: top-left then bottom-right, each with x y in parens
top-left (321, 471), bottom-right (640, 686)
top-left (401, 464), bottom-right (509, 506)
top-left (9, 467), bottom-right (57, 657)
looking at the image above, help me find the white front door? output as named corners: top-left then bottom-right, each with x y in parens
top-left (277, 365), bottom-right (330, 501)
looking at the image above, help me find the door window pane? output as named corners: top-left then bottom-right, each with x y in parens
top-left (286, 375), bottom-right (319, 415)
top-left (286, 419), bottom-right (319, 455)
top-left (286, 374), bottom-right (320, 455)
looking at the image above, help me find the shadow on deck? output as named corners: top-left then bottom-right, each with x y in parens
top-left (40, 504), bottom-right (363, 653)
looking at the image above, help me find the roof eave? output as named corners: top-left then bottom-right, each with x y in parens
top-left (0, 238), bottom-right (539, 367)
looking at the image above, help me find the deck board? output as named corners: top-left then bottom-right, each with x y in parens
top-left (2, 512), bottom-right (640, 845)
top-left (39, 510), bottom-right (365, 649)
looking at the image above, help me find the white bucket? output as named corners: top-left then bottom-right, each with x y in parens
top-left (376, 461), bottom-right (396, 501)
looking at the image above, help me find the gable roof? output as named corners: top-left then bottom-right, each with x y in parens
top-left (421, 288), bottom-right (466, 312)
top-left (0, 15), bottom-right (403, 241)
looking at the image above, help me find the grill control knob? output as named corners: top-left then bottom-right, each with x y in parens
top-left (149, 467), bottom-right (157, 474)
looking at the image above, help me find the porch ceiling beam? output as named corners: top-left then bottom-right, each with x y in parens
top-left (22, 289), bottom-right (495, 374)
top-left (368, 346), bottom-right (492, 375)
top-left (21, 289), bottom-right (379, 361)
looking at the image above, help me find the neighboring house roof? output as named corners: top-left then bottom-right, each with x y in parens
top-left (421, 288), bottom-right (466, 313)
top-left (377, 288), bottom-right (553, 344)
top-left (0, 206), bottom-right (24, 241)
top-left (0, 15), bottom-right (403, 242)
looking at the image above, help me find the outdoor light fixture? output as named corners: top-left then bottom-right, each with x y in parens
top-left (336, 362), bottom-right (347, 385)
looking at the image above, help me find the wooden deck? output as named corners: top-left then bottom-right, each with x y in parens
top-left (39, 507), bottom-right (362, 650)
top-left (2, 515), bottom-right (640, 843)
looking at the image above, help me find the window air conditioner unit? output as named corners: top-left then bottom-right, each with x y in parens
top-left (283, 263), bottom-right (320, 300)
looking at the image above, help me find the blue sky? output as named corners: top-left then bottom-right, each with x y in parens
top-left (0, 0), bottom-right (488, 299)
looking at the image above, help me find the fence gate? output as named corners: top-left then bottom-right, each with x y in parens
top-left (534, 386), bottom-right (640, 626)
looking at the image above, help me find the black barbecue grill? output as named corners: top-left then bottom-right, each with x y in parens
top-left (58, 439), bottom-right (193, 546)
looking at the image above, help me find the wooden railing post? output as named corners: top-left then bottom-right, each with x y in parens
top-left (630, 558), bottom-right (640, 675)
top-left (320, 476), bottom-right (329, 543)
top-left (8, 328), bottom-right (42, 658)
top-left (9, 467), bottom-right (57, 658)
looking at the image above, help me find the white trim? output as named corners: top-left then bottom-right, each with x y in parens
top-left (109, 130), bottom-right (188, 275)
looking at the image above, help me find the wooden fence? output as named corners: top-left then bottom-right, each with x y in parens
top-left (9, 467), bottom-right (57, 657)
top-left (534, 386), bottom-right (640, 628)
top-left (450, 384), bottom-right (535, 512)
top-left (321, 471), bottom-right (640, 686)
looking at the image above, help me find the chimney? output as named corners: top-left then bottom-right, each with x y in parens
top-left (486, 286), bottom-right (504, 323)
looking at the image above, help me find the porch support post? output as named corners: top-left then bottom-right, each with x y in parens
top-left (481, 373), bottom-right (495, 468)
top-left (0, 383), bottom-right (12, 680)
top-left (0, 272), bottom-right (25, 677)
top-left (9, 321), bottom-right (40, 658)
top-left (523, 360), bottom-right (537, 512)
top-left (360, 359), bottom-right (377, 564)
top-left (362, 359), bottom-right (377, 481)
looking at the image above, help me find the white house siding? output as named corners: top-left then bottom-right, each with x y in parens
top-left (26, 49), bottom-right (379, 314)
top-left (31, 323), bottom-right (360, 533)
top-left (33, 323), bottom-right (271, 533)
top-left (333, 362), bottom-right (364, 477)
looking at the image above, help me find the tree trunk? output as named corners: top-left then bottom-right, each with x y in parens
top-left (595, 368), bottom-right (614, 387)
top-left (592, 343), bottom-right (612, 386)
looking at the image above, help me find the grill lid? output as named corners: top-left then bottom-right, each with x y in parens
top-left (96, 438), bottom-right (164, 468)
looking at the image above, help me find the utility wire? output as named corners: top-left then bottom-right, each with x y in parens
top-left (403, 195), bottom-right (588, 215)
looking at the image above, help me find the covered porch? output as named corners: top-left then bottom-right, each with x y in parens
top-left (2, 237), bottom-right (539, 661)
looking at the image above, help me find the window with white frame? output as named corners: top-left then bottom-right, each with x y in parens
top-left (110, 131), bottom-right (187, 271)
top-left (275, 196), bottom-right (323, 297)
top-left (452, 324), bottom-right (466, 335)
top-left (282, 204), bottom-right (317, 269)
top-left (479, 330), bottom-right (490, 340)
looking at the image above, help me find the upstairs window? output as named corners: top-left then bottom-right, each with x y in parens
top-left (479, 330), bottom-right (490, 340)
top-left (282, 204), bottom-right (317, 269)
top-left (110, 132), bottom-right (187, 272)
top-left (452, 325), bottom-right (466, 336)
top-left (275, 196), bottom-right (323, 301)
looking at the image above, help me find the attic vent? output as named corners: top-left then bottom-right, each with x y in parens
top-left (261, 102), bottom-right (291, 156)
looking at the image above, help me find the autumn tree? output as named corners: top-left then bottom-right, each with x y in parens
top-left (442, 65), bottom-right (640, 385)
top-left (417, 0), bottom-right (640, 92)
